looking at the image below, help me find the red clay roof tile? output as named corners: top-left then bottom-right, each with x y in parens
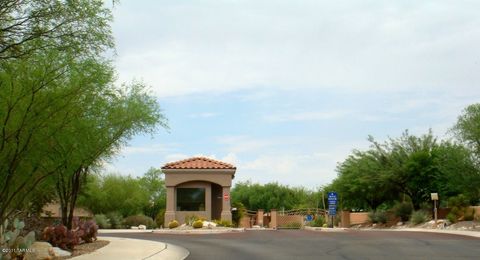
top-left (162, 157), bottom-right (236, 170)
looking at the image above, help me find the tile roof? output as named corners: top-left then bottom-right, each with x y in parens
top-left (162, 157), bottom-right (236, 170)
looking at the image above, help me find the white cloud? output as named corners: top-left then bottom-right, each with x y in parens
top-left (216, 135), bottom-right (274, 153)
top-left (164, 153), bottom-right (189, 163)
top-left (112, 1), bottom-right (480, 98)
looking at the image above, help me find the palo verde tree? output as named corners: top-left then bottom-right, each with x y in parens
top-left (0, 0), bottom-right (113, 60)
top-left (453, 103), bottom-right (480, 159)
top-left (332, 149), bottom-right (399, 210)
top-left (0, 0), bottom-right (168, 228)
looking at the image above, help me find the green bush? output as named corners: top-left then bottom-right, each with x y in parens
top-left (368, 211), bottom-right (387, 224)
top-left (446, 212), bottom-right (457, 223)
top-left (168, 220), bottom-right (179, 229)
top-left (185, 215), bottom-right (201, 226)
top-left (411, 210), bottom-right (429, 225)
top-left (106, 212), bottom-right (124, 229)
top-left (124, 214), bottom-right (155, 229)
top-left (192, 220), bottom-right (203, 229)
top-left (310, 215), bottom-right (326, 227)
top-left (394, 202), bottom-right (413, 222)
top-left (448, 194), bottom-right (470, 208)
top-left (231, 202), bottom-right (245, 227)
top-left (447, 194), bottom-right (473, 223)
top-left (155, 209), bottom-right (166, 228)
top-left (94, 214), bottom-right (111, 229)
top-left (214, 220), bottom-right (233, 227)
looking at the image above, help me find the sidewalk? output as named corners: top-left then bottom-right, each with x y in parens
top-left (379, 228), bottom-right (480, 238)
top-left (72, 237), bottom-right (189, 260)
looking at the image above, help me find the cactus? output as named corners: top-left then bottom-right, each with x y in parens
top-left (0, 218), bottom-right (36, 259)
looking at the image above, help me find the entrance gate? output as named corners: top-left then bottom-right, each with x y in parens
top-left (276, 208), bottom-right (327, 229)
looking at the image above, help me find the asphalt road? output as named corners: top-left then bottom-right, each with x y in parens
top-left (101, 230), bottom-right (480, 260)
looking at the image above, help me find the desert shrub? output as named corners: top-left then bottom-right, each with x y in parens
top-left (446, 212), bottom-right (457, 223)
top-left (231, 202), bottom-right (245, 227)
top-left (448, 194), bottom-right (473, 223)
top-left (214, 220), bottom-right (233, 227)
top-left (124, 214), bottom-right (155, 229)
top-left (43, 225), bottom-right (79, 250)
top-left (448, 194), bottom-right (470, 208)
top-left (106, 212), bottom-right (124, 229)
top-left (168, 220), bottom-right (179, 229)
top-left (368, 211), bottom-right (387, 224)
top-left (184, 215), bottom-right (204, 226)
top-left (155, 209), bottom-right (166, 228)
top-left (310, 215), bottom-right (326, 227)
top-left (394, 202), bottom-right (413, 222)
top-left (74, 219), bottom-right (98, 243)
top-left (1, 218), bottom-right (36, 259)
top-left (94, 214), bottom-right (111, 229)
top-left (192, 220), bottom-right (203, 229)
top-left (411, 210), bottom-right (429, 225)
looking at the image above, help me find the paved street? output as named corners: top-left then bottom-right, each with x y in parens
top-left (100, 229), bottom-right (480, 260)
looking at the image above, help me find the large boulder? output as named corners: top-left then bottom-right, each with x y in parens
top-left (24, 242), bottom-right (55, 260)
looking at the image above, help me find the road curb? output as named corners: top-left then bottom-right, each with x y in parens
top-left (348, 228), bottom-right (480, 238)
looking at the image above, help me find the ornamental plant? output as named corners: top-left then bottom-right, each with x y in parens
top-left (0, 218), bottom-right (36, 260)
top-left (192, 220), bottom-right (203, 229)
top-left (168, 220), bottom-right (179, 229)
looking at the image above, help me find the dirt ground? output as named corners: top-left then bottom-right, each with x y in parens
top-left (60, 240), bottom-right (109, 259)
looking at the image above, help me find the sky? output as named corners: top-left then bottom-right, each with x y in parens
top-left (104, 0), bottom-right (480, 189)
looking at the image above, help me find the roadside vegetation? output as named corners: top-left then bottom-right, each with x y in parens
top-left (0, 0), bottom-right (166, 258)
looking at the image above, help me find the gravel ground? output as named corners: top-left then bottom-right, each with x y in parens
top-left (60, 240), bottom-right (110, 259)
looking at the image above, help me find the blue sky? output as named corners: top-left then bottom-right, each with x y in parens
top-left (104, 1), bottom-right (480, 189)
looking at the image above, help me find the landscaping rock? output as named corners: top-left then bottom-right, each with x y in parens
top-left (396, 222), bottom-right (403, 226)
top-left (24, 241), bottom-right (55, 260)
top-left (130, 226), bottom-right (139, 229)
top-left (138, 225), bottom-right (147, 230)
top-left (203, 221), bottom-right (217, 228)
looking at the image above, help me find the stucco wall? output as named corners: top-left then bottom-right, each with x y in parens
top-left (349, 212), bottom-right (370, 225)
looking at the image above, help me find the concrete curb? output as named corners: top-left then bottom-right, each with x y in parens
top-left (71, 236), bottom-right (189, 260)
top-left (304, 226), bottom-right (348, 232)
top-left (152, 228), bottom-right (245, 235)
top-left (355, 228), bottom-right (480, 238)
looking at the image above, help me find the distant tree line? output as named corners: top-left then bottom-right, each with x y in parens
top-left (231, 104), bottom-right (480, 213)
top-left (326, 104), bottom-right (480, 211)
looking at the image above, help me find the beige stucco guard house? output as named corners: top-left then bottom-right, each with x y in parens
top-left (162, 157), bottom-right (236, 224)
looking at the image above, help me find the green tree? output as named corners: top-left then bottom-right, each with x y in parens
top-left (333, 149), bottom-right (399, 210)
top-left (453, 103), bottom-right (480, 158)
top-left (0, 0), bottom-right (113, 60)
top-left (78, 173), bottom-right (150, 217)
top-left (139, 167), bottom-right (166, 219)
top-left (0, 0), bottom-right (113, 225)
top-left (231, 181), bottom-right (315, 211)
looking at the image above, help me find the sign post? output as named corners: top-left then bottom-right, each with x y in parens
top-left (327, 192), bottom-right (338, 228)
top-left (431, 193), bottom-right (438, 224)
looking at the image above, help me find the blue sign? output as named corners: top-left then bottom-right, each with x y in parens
top-left (327, 192), bottom-right (337, 205)
top-left (329, 208), bottom-right (336, 215)
top-left (327, 192), bottom-right (338, 216)
top-left (306, 215), bottom-right (313, 222)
